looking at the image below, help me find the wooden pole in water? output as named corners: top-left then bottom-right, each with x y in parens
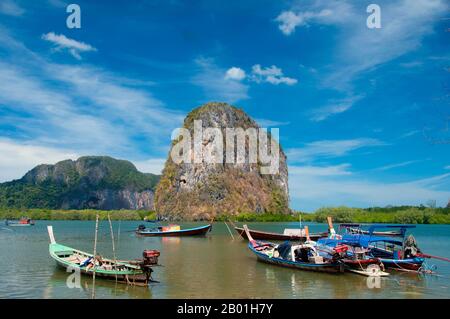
top-left (107, 213), bottom-right (118, 283)
top-left (91, 214), bottom-right (99, 299)
top-left (107, 214), bottom-right (117, 262)
top-left (224, 221), bottom-right (234, 240)
top-left (117, 220), bottom-right (121, 249)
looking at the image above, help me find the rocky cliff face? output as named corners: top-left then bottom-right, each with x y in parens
top-left (0, 156), bottom-right (159, 210)
top-left (155, 102), bottom-right (290, 220)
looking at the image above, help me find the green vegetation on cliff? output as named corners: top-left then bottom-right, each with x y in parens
top-left (0, 208), bottom-right (157, 221)
top-left (155, 102), bottom-right (290, 220)
top-left (0, 156), bottom-right (160, 209)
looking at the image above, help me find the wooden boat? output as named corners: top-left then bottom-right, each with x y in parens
top-left (319, 225), bottom-right (425, 272)
top-left (243, 225), bottom-right (345, 273)
top-left (235, 226), bottom-right (328, 241)
top-left (5, 217), bottom-right (35, 227)
top-left (136, 223), bottom-right (212, 237)
top-left (47, 226), bottom-right (158, 286)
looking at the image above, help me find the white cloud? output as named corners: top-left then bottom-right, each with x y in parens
top-left (276, 0), bottom-right (448, 90)
top-left (224, 67), bottom-right (246, 81)
top-left (0, 0), bottom-right (24, 16)
top-left (289, 164), bottom-right (352, 176)
top-left (0, 61), bottom-right (129, 152)
top-left (375, 160), bottom-right (425, 171)
top-left (0, 139), bottom-right (79, 182)
top-left (287, 138), bottom-right (385, 163)
top-left (0, 27), bottom-right (183, 164)
top-left (399, 130), bottom-right (421, 139)
top-left (251, 64), bottom-right (298, 85)
top-left (275, 9), bottom-right (332, 35)
top-left (310, 94), bottom-right (364, 121)
top-left (133, 158), bottom-right (166, 175)
top-left (255, 118), bottom-right (290, 127)
top-left (42, 32), bottom-right (97, 60)
top-left (192, 58), bottom-right (249, 103)
top-left (47, 0), bottom-right (67, 8)
top-left (289, 164), bottom-right (450, 211)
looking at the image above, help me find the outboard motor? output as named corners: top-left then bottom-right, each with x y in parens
top-left (139, 249), bottom-right (161, 282)
top-left (332, 244), bottom-right (349, 260)
top-left (403, 235), bottom-right (420, 258)
top-left (137, 224), bottom-right (146, 231)
top-left (143, 249), bottom-right (160, 265)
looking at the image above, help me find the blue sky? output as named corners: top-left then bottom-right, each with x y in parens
top-left (0, 0), bottom-right (449, 211)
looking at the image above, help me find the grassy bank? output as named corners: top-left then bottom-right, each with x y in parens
top-left (220, 206), bottom-right (450, 224)
top-left (1, 206), bottom-right (449, 224)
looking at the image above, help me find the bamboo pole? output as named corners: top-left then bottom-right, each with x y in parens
top-left (107, 213), bottom-right (118, 283)
top-left (91, 214), bottom-right (99, 299)
top-left (224, 221), bottom-right (234, 240)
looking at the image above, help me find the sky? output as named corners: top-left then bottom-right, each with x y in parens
top-left (0, 0), bottom-right (449, 211)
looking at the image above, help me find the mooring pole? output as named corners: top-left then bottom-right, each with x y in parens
top-left (224, 221), bottom-right (235, 240)
top-left (91, 214), bottom-right (99, 299)
top-left (107, 213), bottom-right (118, 284)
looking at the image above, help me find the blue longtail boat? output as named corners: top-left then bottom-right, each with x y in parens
top-left (243, 225), bottom-right (345, 274)
top-left (318, 225), bottom-right (425, 271)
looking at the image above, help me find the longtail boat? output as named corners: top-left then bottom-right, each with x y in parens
top-left (5, 217), bottom-right (35, 227)
top-left (243, 225), bottom-right (345, 273)
top-left (319, 225), bottom-right (425, 272)
top-left (47, 226), bottom-right (159, 286)
top-left (235, 226), bottom-right (328, 241)
top-left (136, 223), bottom-right (212, 237)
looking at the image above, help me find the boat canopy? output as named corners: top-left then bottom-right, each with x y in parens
top-left (366, 224), bottom-right (415, 235)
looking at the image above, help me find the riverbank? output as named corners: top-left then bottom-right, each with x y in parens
top-left (0, 208), bottom-right (157, 221)
top-left (1, 206), bottom-right (449, 224)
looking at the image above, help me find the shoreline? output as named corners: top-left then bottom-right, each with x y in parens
top-left (1, 206), bottom-right (449, 224)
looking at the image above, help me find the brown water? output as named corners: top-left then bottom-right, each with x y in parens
top-left (0, 221), bottom-right (449, 299)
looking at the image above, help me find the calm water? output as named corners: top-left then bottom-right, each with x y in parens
top-left (0, 221), bottom-right (449, 299)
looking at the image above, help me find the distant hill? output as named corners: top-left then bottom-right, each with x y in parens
top-left (0, 156), bottom-right (160, 210)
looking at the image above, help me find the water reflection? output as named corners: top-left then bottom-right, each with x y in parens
top-left (0, 221), bottom-right (449, 298)
top-left (48, 267), bottom-right (152, 299)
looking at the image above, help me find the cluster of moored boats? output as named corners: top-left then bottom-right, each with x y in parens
top-left (7, 215), bottom-right (446, 287)
top-left (239, 217), bottom-right (435, 277)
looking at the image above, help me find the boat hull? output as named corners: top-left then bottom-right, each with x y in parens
top-left (49, 243), bottom-right (150, 286)
top-left (5, 220), bottom-right (35, 226)
top-left (235, 226), bottom-right (327, 241)
top-left (249, 243), bottom-right (344, 273)
top-left (377, 257), bottom-right (424, 271)
top-left (136, 224), bottom-right (212, 237)
top-left (53, 259), bottom-right (149, 285)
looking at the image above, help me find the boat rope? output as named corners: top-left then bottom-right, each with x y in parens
top-left (91, 214), bottom-right (99, 299)
top-left (224, 221), bottom-right (235, 240)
